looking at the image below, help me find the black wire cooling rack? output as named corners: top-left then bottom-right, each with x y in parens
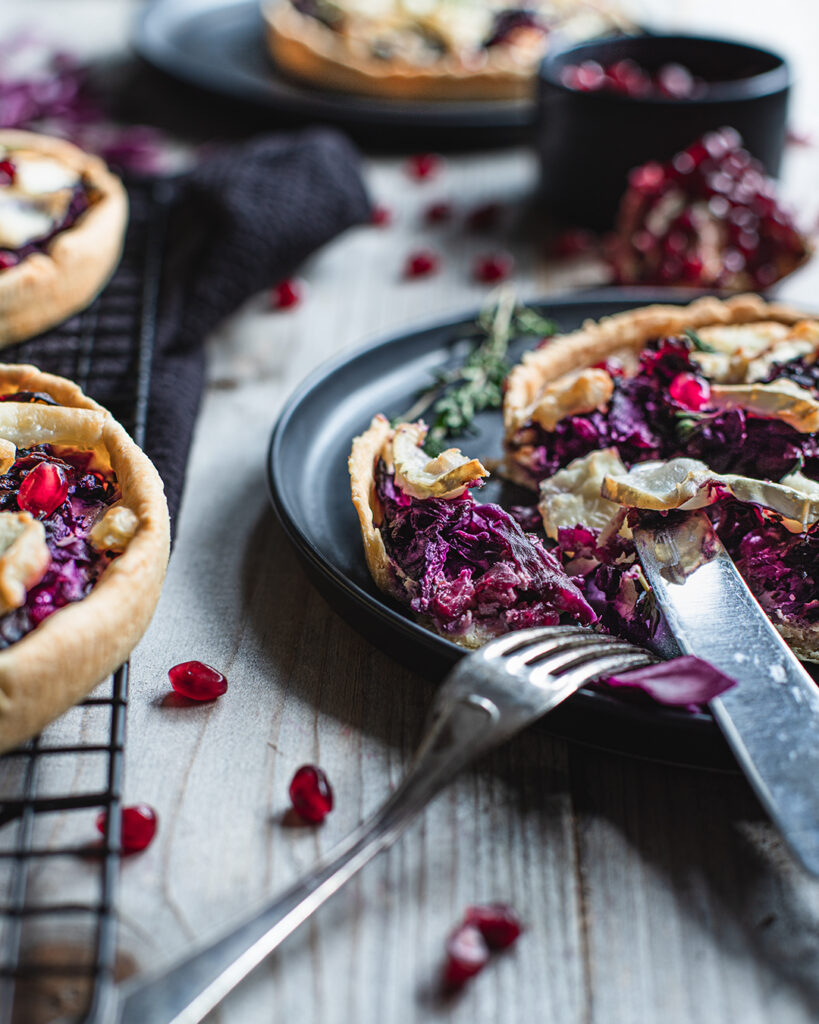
top-left (0, 180), bottom-right (170, 1024)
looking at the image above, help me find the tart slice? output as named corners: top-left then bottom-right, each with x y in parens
top-left (0, 363), bottom-right (169, 752)
top-left (349, 414), bottom-right (594, 648)
top-left (0, 130), bottom-right (128, 346)
top-left (265, 0), bottom-right (630, 102)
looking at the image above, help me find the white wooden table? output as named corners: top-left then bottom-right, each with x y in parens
top-left (4, 2), bottom-right (819, 1022)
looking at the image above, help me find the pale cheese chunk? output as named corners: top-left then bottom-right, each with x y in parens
top-left (89, 505), bottom-right (139, 553)
top-left (0, 200), bottom-right (54, 249)
top-left (13, 156), bottom-right (80, 196)
top-left (0, 511), bottom-right (50, 616)
top-left (529, 368), bottom-right (614, 432)
top-left (391, 421), bottom-right (487, 499)
top-left (709, 379), bottom-right (819, 433)
top-left (538, 448), bottom-right (627, 540)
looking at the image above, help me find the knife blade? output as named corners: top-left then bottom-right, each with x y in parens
top-left (633, 511), bottom-right (819, 876)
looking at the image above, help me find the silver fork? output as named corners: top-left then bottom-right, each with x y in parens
top-left (106, 625), bottom-right (658, 1024)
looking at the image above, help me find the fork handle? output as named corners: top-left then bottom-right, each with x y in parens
top-left (114, 697), bottom-right (498, 1024)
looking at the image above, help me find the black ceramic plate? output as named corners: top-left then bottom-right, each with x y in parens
top-left (134, 0), bottom-right (533, 145)
top-left (267, 289), bottom-right (758, 771)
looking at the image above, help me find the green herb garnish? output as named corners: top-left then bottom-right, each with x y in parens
top-left (397, 289), bottom-right (558, 446)
top-left (683, 327), bottom-right (716, 353)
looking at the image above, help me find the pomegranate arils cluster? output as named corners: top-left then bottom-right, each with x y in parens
top-left (17, 462), bottom-right (68, 517)
top-left (168, 660), bottom-right (227, 701)
top-left (289, 764), bottom-right (333, 823)
top-left (561, 58), bottom-right (704, 99)
top-left (97, 804), bottom-right (158, 854)
top-left (443, 903), bottom-right (523, 988)
top-left (608, 128), bottom-right (812, 290)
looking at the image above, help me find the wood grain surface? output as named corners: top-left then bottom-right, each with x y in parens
top-left (2, 1), bottom-right (819, 1022)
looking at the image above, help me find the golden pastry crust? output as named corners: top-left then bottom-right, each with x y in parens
top-left (0, 363), bottom-right (170, 752)
top-left (266, 0), bottom-right (555, 101)
top-left (0, 130), bottom-right (128, 347)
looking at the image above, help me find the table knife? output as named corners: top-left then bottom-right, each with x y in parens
top-left (633, 511), bottom-right (819, 876)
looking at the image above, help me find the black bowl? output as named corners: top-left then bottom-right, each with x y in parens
top-left (535, 34), bottom-right (791, 230)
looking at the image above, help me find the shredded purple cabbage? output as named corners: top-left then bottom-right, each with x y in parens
top-left (0, 445), bottom-right (118, 649)
top-left (375, 462), bottom-right (595, 639)
top-left (601, 655), bottom-right (737, 708)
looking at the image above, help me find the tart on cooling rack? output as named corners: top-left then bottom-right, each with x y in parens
top-left (0, 130), bottom-right (128, 347)
top-left (503, 293), bottom-right (819, 660)
top-left (0, 364), bottom-right (169, 752)
top-left (264, 0), bottom-right (630, 101)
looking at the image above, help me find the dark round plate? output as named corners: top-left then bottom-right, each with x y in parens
top-left (268, 290), bottom-right (746, 771)
top-left (134, 0), bottom-right (534, 145)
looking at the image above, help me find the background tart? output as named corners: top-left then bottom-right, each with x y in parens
top-left (264, 0), bottom-right (629, 102)
top-left (0, 130), bottom-right (128, 347)
top-left (0, 363), bottom-right (169, 752)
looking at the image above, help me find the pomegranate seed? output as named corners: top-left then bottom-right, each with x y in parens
top-left (669, 372), bottom-right (711, 410)
top-left (572, 59), bottom-right (606, 91)
top-left (404, 249), bottom-right (439, 278)
top-left (289, 765), bottom-right (333, 823)
top-left (0, 251), bottom-right (18, 270)
top-left (786, 127), bottom-right (813, 147)
top-left (271, 278), bottom-right (302, 310)
top-left (473, 252), bottom-right (514, 284)
top-left (443, 924), bottom-right (490, 987)
top-left (466, 201), bottom-right (502, 232)
top-left (407, 153), bottom-right (442, 181)
top-left (657, 62), bottom-right (695, 99)
top-left (629, 162), bottom-right (666, 194)
top-left (97, 804), bottom-right (158, 854)
top-left (371, 203), bottom-right (392, 226)
top-left (424, 200), bottom-right (453, 224)
top-left (464, 904), bottom-right (523, 949)
top-left (17, 462), bottom-right (68, 517)
top-left (0, 160), bottom-right (14, 185)
top-left (168, 661), bottom-right (227, 701)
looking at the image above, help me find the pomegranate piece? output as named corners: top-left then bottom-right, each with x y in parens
top-left (97, 804), bottom-right (158, 854)
top-left (608, 128), bottom-right (812, 290)
top-left (406, 153), bottom-right (442, 181)
top-left (443, 924), bottom-right (490, 987)
top-left (370, 203), bottom-right (392, 227)
top-left (473, 252), bottom-right (514, 284)
top-left (289, 765), bottom-right (333, 823)
top-left (465, 903), bottom-right (523, 949)
top-left (424, 200), bottom-right (453, 224)
top-left (405, 249), bottom-right (440, 279)
top-left (271, 278), bottom-right (303, 310)
top-left (0, 251), bottom-right (18, 270)
top-left (168, 660), bottom-right (227, 701)
top-left (17, 462), bottom-right (68, 517)
top-left (0, 160), bottom-right (14, 186)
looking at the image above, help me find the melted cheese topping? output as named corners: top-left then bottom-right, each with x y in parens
top-left (0, 149), bottom-right (81, 250)
top-left (0, 511), bottom-right (50, 616)
top-left (691, 320), bottom-right (819, 383)
top-left (538, 448), bottom-right (627, 540)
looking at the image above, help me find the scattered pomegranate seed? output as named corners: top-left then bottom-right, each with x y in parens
top-left (407, 153), bottom-right (442, 181)
top-left (473, 252), bottom-right (514, 284)
top-left (0, 160), bottom-right (14, 185)
top-left (424, 200), bottom-right (453, 224)
top-left (466, 201), bottom-right (502, 232)
top-left (289, 765), bottom-right (333, 823)
top-left (443, 924), bottom-right (490, 987)
top-left (0, 252), bottom-right (18, 270)
top-left (669, 372), bottom-right (711, 410)
top-left (465, 903), bottom-right (523, 949)
top-left (17, 462), bottom-right (68, 517)
top-left (786, 127), bottom-right (813, 147)
top-left (371, 203), bottom-right (392, 226)
top-left (404, 249), bottom-right (440, 279)
top-left (168, 661), bottom-right (227, 701)
top-left (271, 278), bottom-right (303, 310)
top-left (97, 804), bottom-right (158, 854)
top-left (657, 63), bottom-right (696, 99)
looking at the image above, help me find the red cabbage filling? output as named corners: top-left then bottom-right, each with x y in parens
top-left (0, 182), bottom-right (91, 270)
top-left (0, 444), bottom-right (118, 649)
top-left (506, 334), bottom-right (819, 649)
top-left (375, 460), bottom-right (595, 639)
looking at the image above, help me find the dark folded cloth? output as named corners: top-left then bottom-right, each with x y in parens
top-left (1, 128), bottom-right (372, 530)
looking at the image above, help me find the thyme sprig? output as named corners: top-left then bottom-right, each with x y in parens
top-left (683, 327), bottom-right (715, 353)
top-left (397, 289), bottom-right (558, 451)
